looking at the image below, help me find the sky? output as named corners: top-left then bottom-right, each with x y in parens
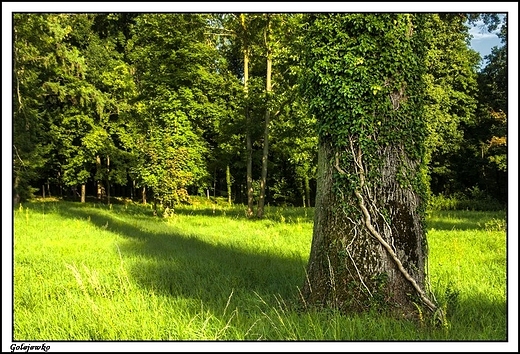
top-left (468, 17), bottom-right (505, 67)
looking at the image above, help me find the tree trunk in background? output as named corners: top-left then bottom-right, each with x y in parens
top-left (304, 173), bottom-right (311, 208)
top-left (257, 18), bottom-right (272, 218)
top-left (58, 171), bottom-right (63, 199)
top-left (242, 14), bottom-right (254, 218)
top-left (213, 167), bottom-right (217, 199)
top-left (106, 155), bottom-right (111, 204)
top-left (302, 143), bottom-right (429, 317)
top-left (96, 155), bottom-right (102, 200)
top-left (226, 165), bottom-right (232, 205)
top-left (142, 186), bottom-right (147, 204)
top-left (80, 183), bottom-right (86, 203)
top-left (13, 176), bottom-right (21, 206)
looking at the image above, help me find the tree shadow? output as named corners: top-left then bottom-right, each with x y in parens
top-left (438, 291), bottom-right (508, 340)
top-left (426, 219), bottom-right (484, 231)
top-left (170, 205), bottom-right (315, 224)
top-left (56, 203), bottom-right (308, 315)
top-left (426, 211), bottom-right (506, 231)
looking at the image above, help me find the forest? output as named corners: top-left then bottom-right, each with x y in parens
top-left (12, 13), bottom-right (507, 213)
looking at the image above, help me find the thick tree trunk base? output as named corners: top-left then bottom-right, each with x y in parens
top-left (302, 142), bottom-right (429, 318)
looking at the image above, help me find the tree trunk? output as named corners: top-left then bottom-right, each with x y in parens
top-left (96, 155), bottom-right (103, 200)
top-left (58, 171), bottom-right (63, 199)
top-left (213, 167), bottom-right (217, 199)
top-left (257, 21), bottom-right (272, 218)
top-left (226, 165), bottom-right (232, 205)
top-left (302, 142), bottom-right (430, 317)
top-left (241, 14), bottom-right (254, 218)
top-left (142, 186), bottom-right (147, 205)
top-left (80, 183), bottom-right (86, 203)
top-left (13, 176), bottom-right (21, 206)
top-left (304, 173), bottom-right (311, 208)
top-left (106, 156), bottom-right (110, 204)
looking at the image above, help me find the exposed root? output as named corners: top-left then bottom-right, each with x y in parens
top-left (334, 140), bottom-right (443, 321)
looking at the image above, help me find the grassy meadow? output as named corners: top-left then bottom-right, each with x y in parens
top-left (12, 197), bottom-right (507, 341)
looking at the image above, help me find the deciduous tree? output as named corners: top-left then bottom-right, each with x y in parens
top-left (301, 14), bottom-right (440, 319)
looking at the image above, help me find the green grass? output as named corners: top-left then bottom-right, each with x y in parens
top-left (12, 198), bottom-right (507, 341)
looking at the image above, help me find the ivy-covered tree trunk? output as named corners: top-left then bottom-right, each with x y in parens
top-left (301, 14), bottom-right (438, 318)
top-left (303, 142), bottom-right (430, 316)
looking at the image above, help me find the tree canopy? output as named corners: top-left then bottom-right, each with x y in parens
top-left (11, 12), bottom-right (508, 212)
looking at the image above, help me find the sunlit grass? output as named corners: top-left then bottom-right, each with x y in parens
top-left (12, 198), bottom-right (507, 341)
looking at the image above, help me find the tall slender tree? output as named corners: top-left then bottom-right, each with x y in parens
top-left (240, 14), bottom-right (256, 217)
top-left (256, 14), bottom-right (272, 218)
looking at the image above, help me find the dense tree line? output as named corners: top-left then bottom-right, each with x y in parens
top-left (13, 13), bottom-right (507, 213)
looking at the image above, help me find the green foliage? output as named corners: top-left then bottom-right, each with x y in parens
top-left (422, 14), bottom-right (480, 164)
top-left (13, 13), bottom-right (139, 200)
top-left (483, 218), bottom-right (506, 232)
top-left (430, 14), bottom-right (507, 205)
top-left (12, 12), bottom-right (507, 213)
top-left (126, 14), bottom-right (239, 206)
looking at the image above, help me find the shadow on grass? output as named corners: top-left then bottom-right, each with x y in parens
top-left (426, 219), bottom-right (484, 231)
top-left (437, 293), bottom-right (507, 341)
top-left (426, 210), bottom-right (506, 231)
top-left (56, 202), bottom-right (308, 315)
top-left (170, 205), bottom-right (315, 224)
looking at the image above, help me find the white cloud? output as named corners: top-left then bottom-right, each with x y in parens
top-left (468, 18), bottom-right (503, 42)
top-left (469, 29), bottom-right (499, 41)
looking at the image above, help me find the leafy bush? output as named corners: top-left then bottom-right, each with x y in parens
top-left (484, 218), bottom-right (507, 232)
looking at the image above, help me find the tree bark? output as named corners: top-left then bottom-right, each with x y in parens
top-left (302, 142), bottom-right (430, 317)
top-left (80, 183), bottom-right (86, 203)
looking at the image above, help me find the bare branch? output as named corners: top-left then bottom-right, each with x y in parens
top-left (13, 145), bottom-right (26, 168)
